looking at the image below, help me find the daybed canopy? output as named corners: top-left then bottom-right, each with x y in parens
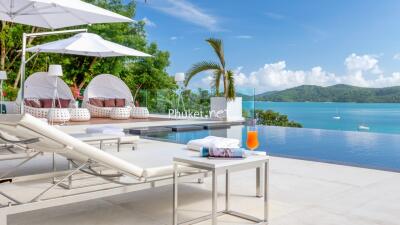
top-left (17, 72), bottom-right (75, 103)
top-left (83, 74), bottom-right (133, 104)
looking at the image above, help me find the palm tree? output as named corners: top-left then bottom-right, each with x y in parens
top-left (185, 38), bottom-right (235, 100)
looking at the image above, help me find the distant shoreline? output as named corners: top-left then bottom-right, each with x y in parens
top-left (244, 101), bottom-right (400, 104)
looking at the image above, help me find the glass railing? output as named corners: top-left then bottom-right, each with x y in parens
top-left (136, 88), bottom-right (257, 121)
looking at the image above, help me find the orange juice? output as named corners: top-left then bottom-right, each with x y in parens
top-left (246, 131), bottom-right (259, 150)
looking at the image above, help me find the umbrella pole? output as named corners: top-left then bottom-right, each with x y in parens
top-left (20, 33), bottom-right (27, 114)
top-left (19, 28), bottom-right (88, 114)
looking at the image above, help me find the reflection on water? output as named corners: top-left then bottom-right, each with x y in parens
top-left (145, 125), bottom-right (400, 172)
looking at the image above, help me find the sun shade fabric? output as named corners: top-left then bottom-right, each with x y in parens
top-left (25, 32), bottom-right (152, 58)
top-left (83, 74), bottom-right (133, 105)
top-left (0, 0), bottom-right (132, 29)
top-left (17, 72), bottom-right (75, 104)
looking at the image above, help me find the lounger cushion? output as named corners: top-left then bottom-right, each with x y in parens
top-left (115, 98), bottom-right (125, 107)
top-left (104, 99), bottom-right (116, 107)
top-left (89, 98), bottom-right (104, 107)
top-left (39, 99), bottom-right (53, 108)
top-left (56, 99), bottom-right (71, 108)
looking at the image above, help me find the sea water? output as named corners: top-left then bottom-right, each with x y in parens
top-left (243, 101), bottom-right (400, 134)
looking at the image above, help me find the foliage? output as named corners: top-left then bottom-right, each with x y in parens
top-left (142, 88), bottom-right (211, 116)
top-left (254, 109), bottom-right (303, 128)
top-left (185, 38), bottom-right (235, 100)
top-left (255, 84), bottom-right (400, 103)
top-left (0, 0), bottom-right (173, 101)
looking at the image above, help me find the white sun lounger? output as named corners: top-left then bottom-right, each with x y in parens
top-left (0, 114), bottom-right (206, 225)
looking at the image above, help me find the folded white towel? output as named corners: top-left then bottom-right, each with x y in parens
top-left (187, 136), bottom-right (240, 151)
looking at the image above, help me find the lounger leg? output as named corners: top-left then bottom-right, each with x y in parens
top-left (172, 164), bottom-right (178, 225)
top-left (264, 161), bottom-right (269, 222)
top-left (256, 165), bottom-right (264, 198)
top-left (68, 160), bottom-right (73, 189)
top-left (0, 212), bottom-right (7, 225)
top-left (225, 169), bottom-right (230, 211)
top-left (212, 170), bottom-right (218, 225)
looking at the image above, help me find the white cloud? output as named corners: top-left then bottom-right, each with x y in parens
top-left (142, 17), bottom-right (156, 27)
top-left (234, 35), bottom-right (253, 39)
top-left (233, 54), bottom-right (400, 93)
top-left (149, 0), bottom-right (219, 31)
top-left (393, 53), bottom-right (400, 60)
top-left (344, 53), bottom-right (381, 74)
top-left (170, 36), bottom-right (183, 41)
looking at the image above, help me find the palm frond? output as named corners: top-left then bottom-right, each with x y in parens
top-left (211, 70), bottom-right (223, 96)
top-left (226, 70), bottom-right (236, 101)
top-left (206, 38), bottom-right (225, 69)
top-left (185, 61), bottom-right (221, 86)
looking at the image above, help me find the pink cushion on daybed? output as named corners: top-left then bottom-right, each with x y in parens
top-left (115, 98), bottom-right (125, 107)
top-left (104, 99), bottom-right (116, 107)
top-left (25, 99), bottom-right (41, 108)
top-left (56, 99), bottom-right (71, 108)
top-left (39, 99), bottom-right (53, 108)
top-left (89, 98), bottom-right (104, 107)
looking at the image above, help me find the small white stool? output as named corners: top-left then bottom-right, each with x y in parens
top-left (117, 135), bottom-right (140, 151)
top-left (69, 108), bottom-right (91, 122)
top-left (131, 107), bottom-right (149, 119)
top-left (110, 107), bottom-right (130, 120)
top-left (47, 108), bottom-right (71, 123)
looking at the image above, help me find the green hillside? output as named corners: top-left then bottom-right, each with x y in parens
top-left (254, 84), bottom-right (400, 103)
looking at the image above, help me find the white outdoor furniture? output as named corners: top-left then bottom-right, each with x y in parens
top-left (76, 134), bottom-right (140, 151)
top-left (47, 108), bottom-right (71, 123)
top-left (18, 72), bottom-right (76, 118)
top-left (83, 74), bottom-right (150, 119)
top-left (131, 107), bottom-right (150, 119)
top-left (0, 114), bottom-right (208, 225)
top-left (173, 155), bottom-right (269, 225)
top-left (110, 107), bottom-right (130, 120)
top-left (24, 105), bottom-right (49, 118)
top-left (69, 108), bottom-right (91, 122)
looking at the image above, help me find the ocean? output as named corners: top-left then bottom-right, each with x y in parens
top-left (243, 101), bottom-right (400, 135)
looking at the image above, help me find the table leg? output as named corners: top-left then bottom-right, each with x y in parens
top-left (99, 140), bottom-right (103, 150)
top-left (256, 166), bottom-right (264, 198)
top-left (117, 139), bottom-right (120, 152)
top-left (264, 161), bottom-right (269, 222)
top-left (212, 170), bottom-right (218, 225)
top-left (173, 164), bottom-right (178, 225)
top-left (225, 169), bottom-right (230, 211)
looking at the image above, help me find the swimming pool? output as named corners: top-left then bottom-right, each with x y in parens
top-left (144, 125), bottom-right (400, 172)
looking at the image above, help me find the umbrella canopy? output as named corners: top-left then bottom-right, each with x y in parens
top-left (0, 0), bottom-right (132, 29)
top-left (25, 32), bottom-right (152, 57)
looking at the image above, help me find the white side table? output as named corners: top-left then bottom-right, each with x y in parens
top-left (69, 108), bottom-right (91, 122)
top-left (47, 108), bottom-right (71, 123)
top-left (110, 107), bottom-right (130, 120)
top-left (173, 155), bottom-right (269, 225)
top-left (131, 107), bottom-right (149, 119)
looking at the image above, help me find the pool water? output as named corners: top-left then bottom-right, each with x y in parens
top-left (144, 125), bottom-right (400, 172)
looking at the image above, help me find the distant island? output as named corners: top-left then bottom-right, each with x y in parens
top-left (240, 84), bottom-right (400, 103)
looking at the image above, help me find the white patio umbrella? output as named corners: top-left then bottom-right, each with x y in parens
top-left (1, 0), bottom-right (135, 113)
top-left (26, 32), bottom-right (152, 57)
top-left (0, 0), bottom-right (132, 29)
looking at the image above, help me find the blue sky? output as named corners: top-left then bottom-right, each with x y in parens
top-left (135, 0), bottom-right (400, 93)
